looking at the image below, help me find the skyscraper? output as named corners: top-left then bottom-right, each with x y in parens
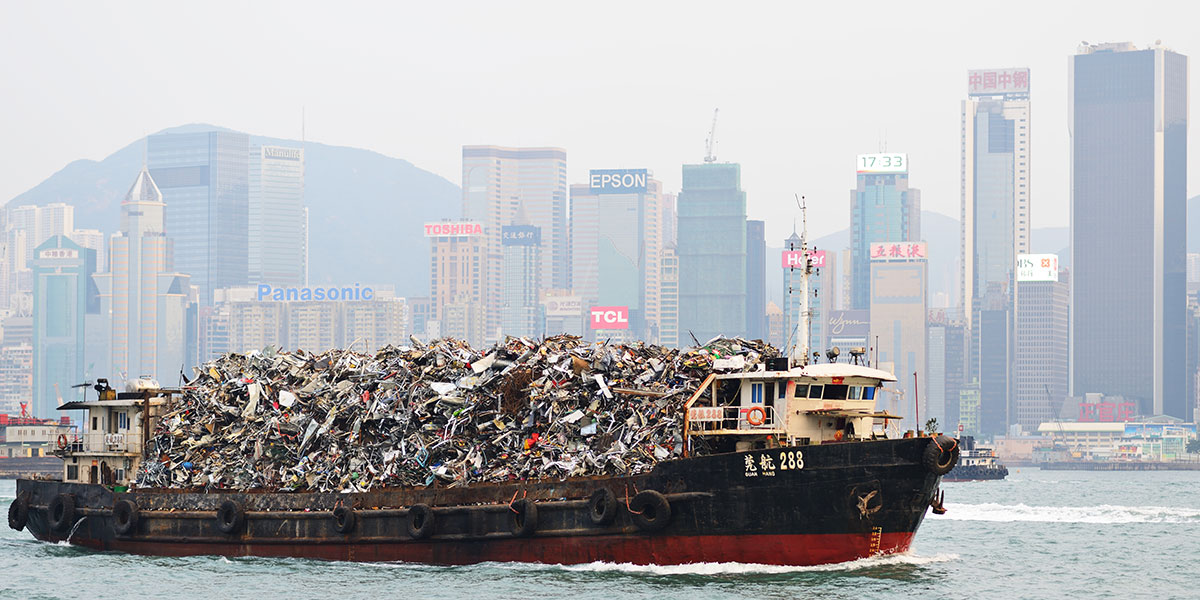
top-left (850, 154), bottom-right (920, 310)
top-left (501, 223), bottom-right (543, 338)
top-left (462, 146), bottom-right (567, 342)
top-left (677, 163), bottom-right (746, 341)
top-left (1070, 42), bottom-right (1188, 418)
top-left (31, 235), bottom-right (95, 417)
top-left (94, 169), bottom-right (196, 383)
top-left (1014, 255), bottom-right (1068, 429)
top-left (658, 244), bottom-right (679, 347)
top-left (569, 169), bottom-right (662, 340)
top-left (961, 67), bottom-right (1031, 435)
top-left (148, 131), bottom-right (249, 305)
top-left (868, 241), bottom-right (928, 432)
top-left (745, 220), bottom-right (766, 340)
top-left (426, 221), bottom-right (486, 345)
top-left (248, 145), bottom-right (306, 287)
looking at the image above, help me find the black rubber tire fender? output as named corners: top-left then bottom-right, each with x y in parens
top-left (332, 505), bottom-right (356, 534)
top-left (629, 490), bottom-right (671, 532)
top-left (112, 499), bottom-right (139, 536)
top-left (216, 500), bottom-right (245, 534)
top-left (509, 498), bottom-right (538, 537)
top-left (922, 435), bottom-right (960, 476)
top-left (48, 493), bottom-right (76, 532)
top-left (406, 504), bottom-right (434, 539)
top-left (588, 488), bottom-right (618, 526)
top-left (8, 493), bottom-right (29, 531)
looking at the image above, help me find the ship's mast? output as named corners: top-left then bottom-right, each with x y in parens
top-left (791, 195), bottom-right (813, 367)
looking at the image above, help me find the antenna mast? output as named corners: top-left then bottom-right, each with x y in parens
top-left (790, 194), bottom-right (813, 367)
top-left (704, 108), bottom-right (719, 163)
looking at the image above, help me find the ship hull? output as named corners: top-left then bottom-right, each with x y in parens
top-left (15, 437), bottom-right (945, 566)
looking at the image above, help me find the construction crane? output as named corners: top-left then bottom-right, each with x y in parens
top-left (704, 108), bottom-right (719, 163)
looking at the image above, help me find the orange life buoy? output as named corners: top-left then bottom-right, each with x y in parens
top-left (56, 434), bottom-right (68, 450)
top-left (746, 406), bottom-right (766, 426)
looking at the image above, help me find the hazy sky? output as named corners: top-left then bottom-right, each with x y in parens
top-left (2, 0), bottom-right (1197, 245)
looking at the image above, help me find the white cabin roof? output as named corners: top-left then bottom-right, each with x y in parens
top-left (713, 363), bottom-right (897, 382)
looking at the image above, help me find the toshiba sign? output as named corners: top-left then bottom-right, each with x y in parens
top-left (423, 222), bottom-right (483, 237)
top-left (589, 306), bottom-right (629, 329)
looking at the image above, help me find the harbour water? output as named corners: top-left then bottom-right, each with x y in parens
top-left (2, 468), bottom-right (1197, 599)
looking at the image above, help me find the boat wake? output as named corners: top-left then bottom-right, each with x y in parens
top-left (944, 502), bottom-right (1200, 524)
top-left (488, 553), bottom-right (959, 576)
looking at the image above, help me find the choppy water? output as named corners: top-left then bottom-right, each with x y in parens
top-left (2, 468), bottom-right (1197, 599)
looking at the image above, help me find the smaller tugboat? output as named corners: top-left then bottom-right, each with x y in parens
top-left (943, 436), bottom-right (1008, 482)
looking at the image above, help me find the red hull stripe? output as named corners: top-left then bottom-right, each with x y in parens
top-left (77, 532), bottom-right (917, 566)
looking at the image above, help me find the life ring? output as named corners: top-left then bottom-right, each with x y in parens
top-left (509, 498), bottom-right (538, 537)
top-left (8, 493), bottom-right (29, 531)
top-left (629, 490), bottom-right (671, 532)
top-left (112, 499), bottom-right (139, 535)
top-left (746, 407), bottom-right (766, 427)
top-left (588, 488), bottom-right (618, 526)
top-left (56, 434), bottom-right (68, 450)
top-left (332, 505), bottom-right (356, 534)
top-left (48, 493), bottom-right (76, 532)
top-left (216, 500), bottom-right (245, 534)
top-left (922, 435), bottom-right (960, 476)
top-left (406, 504), bottom-right (434, 539)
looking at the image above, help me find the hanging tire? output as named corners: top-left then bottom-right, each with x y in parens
top-left (112, 499), bottom-right (139, 536)
top-left (8, 494), bottom-right (29, 531)
top-left (216, 500), bottom-right (245, 534)
top-left (48, 494), bottom-right (76, 532)
top-left (509, 498), bottom-right (538, 537)
top-left (588, 488), bottom-right (617, 526)
top-left (332, 505), bottom-right (356, 534)
top-left (406, 504), bottom-right (434, 539)
top-left (629, 490), bottom-right (671, 532)
top-left (922, 435), bottom-right (960, 476)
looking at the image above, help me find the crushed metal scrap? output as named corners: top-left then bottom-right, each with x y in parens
top-left (136, 335), bottom-right (779, 492)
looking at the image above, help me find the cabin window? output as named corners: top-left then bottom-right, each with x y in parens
top-left (863, 387), bottom-right (876, 400)
top-left (808, 384), bottom-right (823, 399)
top-left (750, 383), bottom-right (764, 404)
top-left (778, 384), bottom-right (787, 399)
top-left (91, 417), bottom-right (98, 431)
top-left (823, 385), bottom-right (849, 400)
top-left (67, 465), bottom-right (78, 480)
top-left (848, 386), bottom-right (861, 400)
top-left (117, 412), bottom-right (129, 430)
top-left (794, 384), bottom-right (809, 399)
top-left (764, 382), bottom-right (775, 402)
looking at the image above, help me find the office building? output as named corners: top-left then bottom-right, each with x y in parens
top-left (869, 242), bottom-right (928, 431)
top-left (71, 229), bottom-right (106, 273)
top-left (248, 145), bottom-right (306, 287)
top-left (659, 245), bottom-right (679, 347)
top-left (1014, 255), bottom-right (1069, 430)
top-left (148, 131), bottom-right (249, 305)
top-left (677, 163), bottom-right (746, 341)
top-left (1070, 42), bottom-right (1188, 418)
top-left (31, 236), bottom-right (95, 417)
top-left (746, 220), bottom-right (766, 340)
top-left (0, 344), bottom-right (32, 416)
top-left (501, 223), bottom-right (543, 338)
top-left (850, 154), bottom-right (921, 310)
top-left (569, 170), bottom-right (663, 339)
top-left (94, 169), bottom-right (197, 384)
top-left (928, 311), bottom-right (966, 430)
top-left (426, 221), bottom-right (486, 345)
top-left (462, 146), bottom-right (567, 341)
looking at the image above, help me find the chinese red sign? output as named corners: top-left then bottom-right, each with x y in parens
top-left (1078, 402), bottom-right (1137, 423)
top-left (781, 249), bottom-right (826, 269)
top-left (968, 68), bottom-right (1030, 96)
top-left (869, 242), bottom-right (927, 261)
top-left (589, 306), bottom-right (629, 330)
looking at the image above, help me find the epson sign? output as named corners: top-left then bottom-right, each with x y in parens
top-left (589, 169), bottom-right (648, 194)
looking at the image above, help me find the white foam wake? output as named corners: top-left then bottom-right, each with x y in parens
top-left (943, 502), bottom-right (1200, 524)
top-left (486, 553), bottom-right (959, 576)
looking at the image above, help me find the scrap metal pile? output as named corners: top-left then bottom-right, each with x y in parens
top-left (136, 335), bottom-right (779, 492)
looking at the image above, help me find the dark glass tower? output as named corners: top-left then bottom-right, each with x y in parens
top-left (677, 163), bottom-right (746, 341)
top-left (1070, 43), bottom-right (1188, 418)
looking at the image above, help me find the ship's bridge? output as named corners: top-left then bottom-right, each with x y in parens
top-left (684, 363), bottom-right (900, 453)
top-left (55, 380), bottom-right (172, 488)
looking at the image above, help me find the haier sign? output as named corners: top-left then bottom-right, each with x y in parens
top-left (589, 169), bottom-right (648, 194)
top-left (590, 306), bottom-right (629, 329)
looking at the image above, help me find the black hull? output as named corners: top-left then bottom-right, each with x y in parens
top-left (944, 464), bottom-right (1008, 482)
top-left (14, 437), bottom-right (948, 566)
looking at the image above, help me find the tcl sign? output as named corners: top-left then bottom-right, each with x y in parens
top-left (590, 306), bottom-right (629, 329)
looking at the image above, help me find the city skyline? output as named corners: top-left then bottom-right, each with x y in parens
top-left (7, 2), bottom-right (1200, 247)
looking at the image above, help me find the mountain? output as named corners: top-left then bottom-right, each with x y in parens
top-left (6, 124), bottom-right (460, 295)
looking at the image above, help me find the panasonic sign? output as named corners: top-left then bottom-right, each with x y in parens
top-left (256, 284), bottom-right (375, 302)
top-left (589, 169), bottom-right (648, 194)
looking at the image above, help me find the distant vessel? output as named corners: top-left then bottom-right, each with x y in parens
top-left (944, 436), bottom-right (1008, 482)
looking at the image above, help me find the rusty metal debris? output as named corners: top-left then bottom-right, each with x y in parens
top-left (136, 335), bottom-right (779, 492)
